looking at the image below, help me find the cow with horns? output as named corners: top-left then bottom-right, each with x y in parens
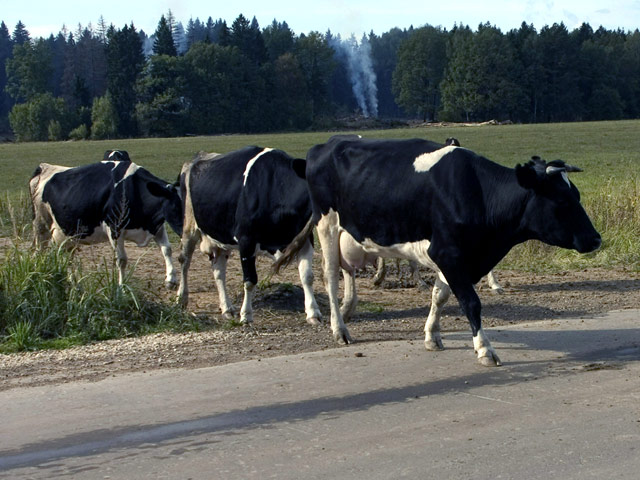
top-left (275, 136), bottom-right (601, 366)
top-left (30, 150), bottom-right (183, 287)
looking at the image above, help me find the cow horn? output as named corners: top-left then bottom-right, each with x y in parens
top-left (564, 164), bottom-right (583, 173)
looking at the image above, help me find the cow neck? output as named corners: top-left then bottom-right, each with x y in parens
top-left (484, 165), bottom-right (533, 246)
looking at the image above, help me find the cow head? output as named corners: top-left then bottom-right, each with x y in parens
top-left (104, 150), bottom-right (131, 162)
top-left (515, 157), bottom-right (601, 253)
top-left (147, 181), bottom-right (183, 237)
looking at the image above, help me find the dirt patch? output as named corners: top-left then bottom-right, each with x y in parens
top-left (1, 242), bottom-right (639, 391)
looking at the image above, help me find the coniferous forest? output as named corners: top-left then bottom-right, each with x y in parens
top-left (1, 12), bottom-right (639, 141)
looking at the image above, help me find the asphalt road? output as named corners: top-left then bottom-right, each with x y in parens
top-left (1, 310), bottom-right (640, 479)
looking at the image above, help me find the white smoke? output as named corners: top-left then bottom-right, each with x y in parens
top-left (331, 34), bottom-right (378, 117)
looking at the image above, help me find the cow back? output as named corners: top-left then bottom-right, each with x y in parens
top-left (187, 146), bottom-right (311, 253)
top-left (187, 147), bottom-right (258, 245)
top-left (42, 163), bottom-right (115, 238)
top-left (306, 137), bottom-right (452, 246)
top-left (236, 149), bottom-right (311, 253)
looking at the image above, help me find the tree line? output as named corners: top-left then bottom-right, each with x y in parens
top-left (1, 14), bottom-right (639, 141)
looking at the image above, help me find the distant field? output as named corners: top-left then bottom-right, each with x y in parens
top-left (0, 120), bottom-right (639, 195)
top-left (1, 120), bottom-right (639, 270)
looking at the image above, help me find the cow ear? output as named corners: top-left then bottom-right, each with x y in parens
top-left (147, 181), bottom-right (173, 199)
top-left (292, 159), bottom-right (307, 179)
top-left (515, 163), bottom-right (539, 190)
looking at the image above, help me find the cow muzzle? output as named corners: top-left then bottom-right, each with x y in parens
top-left (575, 233), bottom-right (602, 253)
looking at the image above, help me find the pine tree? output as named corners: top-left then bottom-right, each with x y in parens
top-left (12, 21), bottom-right (30, 45)
top-left (153, 15), bottom-right (177, 56)
top-left (97, 16), bottom-right (109, 44)
top-left (0, 21), bottom-right (14, 127)
top-left (106, 24), bottom-right (145, 136)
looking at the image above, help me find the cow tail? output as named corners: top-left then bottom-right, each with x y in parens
top-left (29, 165), bottom-right (44, 220)
top-left (272, 215), bottom-right (317, 275)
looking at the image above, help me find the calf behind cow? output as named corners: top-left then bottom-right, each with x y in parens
top-left (276, 136), bottom-right (601, 366)
top-left (30, 150), bottom-right (183, 286)
top-left (177, 147), bottom-right (321, 325)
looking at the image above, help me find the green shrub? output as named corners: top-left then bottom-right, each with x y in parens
top-left (69, 124), bottom-right (89, 140)
top-left (47, 119), bottom-right (63, 141)
top-left (91, 94), bottom-right (118, 140)
top-left (9, 93), bottom-right (69, 142)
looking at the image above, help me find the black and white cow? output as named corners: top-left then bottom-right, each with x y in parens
top-left (370, 137), bottom-right (502, 293)
top-left (30, 150), bottom-right (183, 286)
top-left (276, 136), bottom-right (601, 366)
top-left (177, 146), bottom-right (321, 325)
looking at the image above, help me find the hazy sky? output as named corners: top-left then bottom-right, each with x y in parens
top-left (4, 0), bottom-right (640, 39)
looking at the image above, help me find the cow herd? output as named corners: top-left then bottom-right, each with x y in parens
top-left (29, 136), bottom-right (601, 367)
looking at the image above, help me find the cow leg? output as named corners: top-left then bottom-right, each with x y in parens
top-left (177, 229), bottom-right (200, 308)
top-left (340, 268), bottom-right (358, 321)
top-left (113, 235), bottom-right (127, 285)
top-left (409, 260), bottom-right (429, 289)
top-left (154, 226), bottom-right (177, 289)
top-left (210, 249), bottom-right (236, 320)
top-left (486, 270), bottom-right (503, 293)
top-left (295, 239), bottom-right (322, 325)
top-left (317, 212), bottom-right (353, 344)
top-left (238, 239), bottom-right (258, 325)
top-left (372, 257), bottom-right (386, 286)
top-left (32, 209), bottom-right (52, 248)
top-left (424, 274), bottom-right (450, 351)
top-left (444, 274), bottom-right (501, 367)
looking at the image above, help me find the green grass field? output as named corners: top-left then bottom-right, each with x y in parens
top-left (1, 120), bottom-right (639, 195)
top-left (1, 119), bottom-right (639, 270)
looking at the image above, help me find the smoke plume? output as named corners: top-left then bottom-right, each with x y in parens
top-left (331, 34), bottom-right (379, 117)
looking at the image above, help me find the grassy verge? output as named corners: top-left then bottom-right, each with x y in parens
top-left (0, 243), bottom-right (210, 353)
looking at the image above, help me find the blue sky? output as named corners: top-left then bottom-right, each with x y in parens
top-left (4, 0), bottom-right (640, 39)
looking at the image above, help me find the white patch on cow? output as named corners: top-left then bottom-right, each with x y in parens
top-left (121, 162), bottom-right (140, 180)
top-left (75, 221), bottom-right (109, 244)
top-left (30, 163), bottom-right (70, 205)
top-left (413, 145), bottom-right (459, 173)
top-left (199, 233), bottom-right (235, 256)
top-left (339, 230), bottom-right (378, 271)
top-left (338, 227), bottom-right (440, 273)
top-left (243, 148), bottom-right (274, 186)
top-left (561, 171), bottom-right (570, 187)
top-left (122, 228), bottom-right (155, 247)
top-left (360, 236), bottom-right (439, 271)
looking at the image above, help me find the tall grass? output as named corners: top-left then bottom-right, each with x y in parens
top-left (0, 244), bottom-right (205, 352)
top-left (0, 192), bottom-right (32, 239)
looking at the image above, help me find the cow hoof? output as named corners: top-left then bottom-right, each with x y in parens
top-left (176, 295), bottom-right (188, 308)
top-left (424, 338), bottom-right (444, 351)
top-left (477, 352), bottom-right (502, 367)
top-left (306, 316), bottom-right (322, 326)
top-left (222, 311), bottom-right (236, 321)
top-left (165, 281), bottom-right (178, 291)
top-left (333, 328), bottom-right (353, 345)
top-left (491, 287), bottom-right (504, 295)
